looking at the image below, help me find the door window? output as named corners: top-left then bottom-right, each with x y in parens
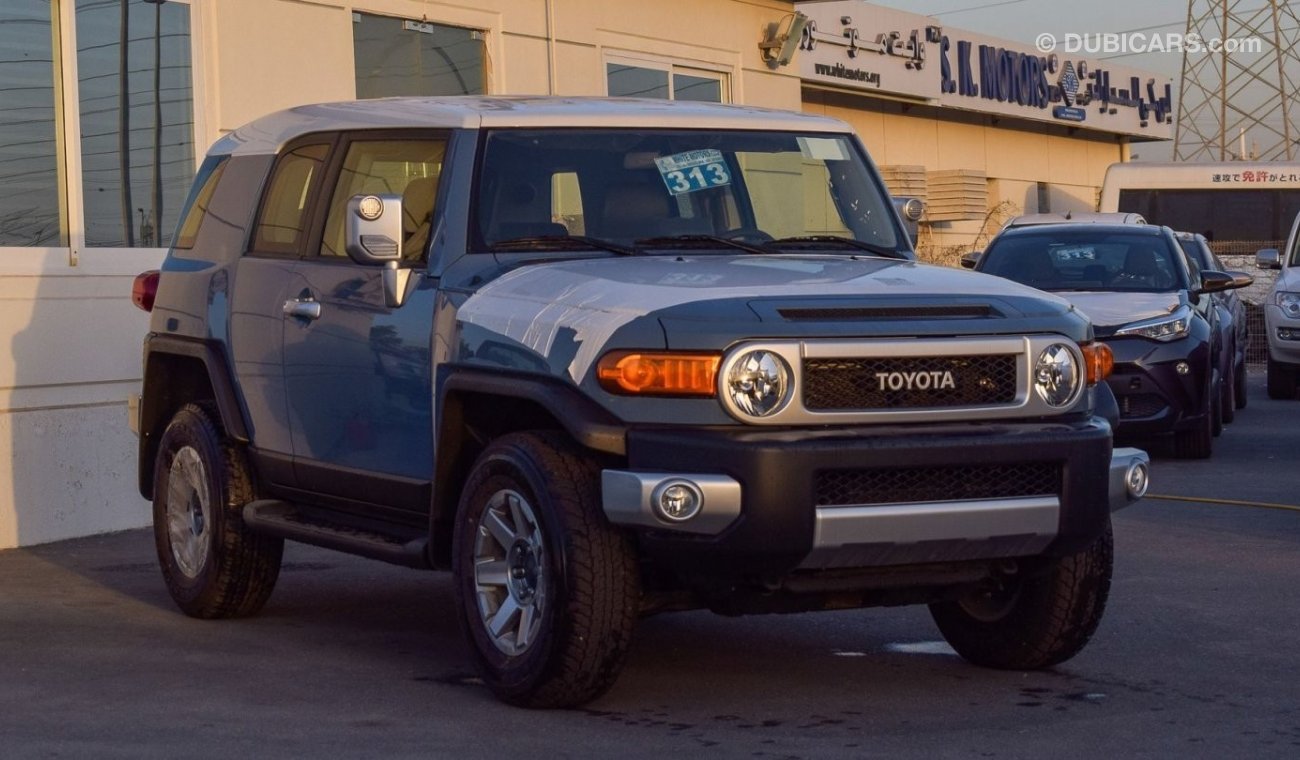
top-left (320, 139), bottom-right (447, 260)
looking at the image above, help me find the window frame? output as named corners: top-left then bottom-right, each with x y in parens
top-left (603, 53), bottom-right (731, 103)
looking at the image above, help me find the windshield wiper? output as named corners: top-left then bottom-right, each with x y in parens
top-left (769, 235), bottom-right (912, 260)
top-left (636, 234), bottom-right (778, 256)
top-left (489, 235), bottom-right (639, 256)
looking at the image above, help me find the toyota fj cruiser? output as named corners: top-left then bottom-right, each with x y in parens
top-left (132, 97), bottom-right (1149, 708)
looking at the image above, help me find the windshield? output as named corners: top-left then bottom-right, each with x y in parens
top-left (473, 129), bottom-right (904, 254)
top-left (982, 230), bottom-right (1188, 293)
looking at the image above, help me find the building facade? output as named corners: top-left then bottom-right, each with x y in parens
top-left (0, 0), bottom-right (1169, 548)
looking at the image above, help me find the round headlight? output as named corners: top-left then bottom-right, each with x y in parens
top-left (1034, 344), bottom-right (1080, 407)
top-left (724, 350), bottom-right (792, 418)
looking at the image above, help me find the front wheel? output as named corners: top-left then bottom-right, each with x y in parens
top-left (1267, 357), bottom-right (1298, 400)
top-left (930, 522), bottom-right (1113, 670)
top-left (1221, 363), bottom-right (1236, 424)
top-left (452, 432), bottom-right (639, 708)
top-left (152, 403), bottom-right (283, 618)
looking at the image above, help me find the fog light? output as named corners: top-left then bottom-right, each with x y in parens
top-left (1279, 328), bottom-right (1298, 342)
top-left (1175, 361), bottom-right (1191, 375)
top-left (1125, 461), bottom-right (1149, 499)
top-left (651, 480), bottom-right (704, 523)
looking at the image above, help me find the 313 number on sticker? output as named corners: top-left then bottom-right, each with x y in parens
top-left (654, 149), bottom-right (732, 196)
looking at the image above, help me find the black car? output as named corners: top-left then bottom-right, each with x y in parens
top-left (973, 223), bottom-right (1249, 458)
top-left (1175, 231), bottom-right (1253, 419)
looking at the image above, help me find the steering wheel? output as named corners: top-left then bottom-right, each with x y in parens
top-left (724, 227), bottom-right (775, 243)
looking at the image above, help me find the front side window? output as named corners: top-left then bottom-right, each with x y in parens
top-left (474, 129), bottom-right (902, 254)
top-left (75, 0), bottom-right (195, 247)
top-left (321, 139), bottom-right (447, 260)
top-left (353, 12), bottom-right (484, 98)
top-left (983, 231), bottom-right (1188, 293)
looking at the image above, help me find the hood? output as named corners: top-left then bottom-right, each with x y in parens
top-left (470, 254), bottom-right (1070, 312)
top-left (1277, 265), bottom-right (1300, 292)
top-left (456, 254), bottom-right (1081, 383)
top-left (1060, 291), bottom-right (1183, 330)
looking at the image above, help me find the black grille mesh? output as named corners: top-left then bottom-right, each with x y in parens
top-left (803, 355), bottom-right (1018, 410)
top-left (815, 463), bottom-right (1062, 507)
top-left (1120, 393), bottom-right (1167, 418)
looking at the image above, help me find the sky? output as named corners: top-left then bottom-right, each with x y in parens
top-left (867, 0), bottom-right (1295, 161)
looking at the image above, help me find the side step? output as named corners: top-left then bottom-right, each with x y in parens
top-left (242, 500), bottom-right (429, 568)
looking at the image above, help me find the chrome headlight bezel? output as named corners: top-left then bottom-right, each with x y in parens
top-left (1033, 343), bottom-right (1083, 408)
top-left (1276, 291), bottom-right (1300, 320)
top-left (1114, 307), bottom-right (1192, 342)
top-left (718, 349), bottom-right (794, 420)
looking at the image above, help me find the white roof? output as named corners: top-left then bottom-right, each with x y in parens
top-left (210, 96), bottom-right (851, 157)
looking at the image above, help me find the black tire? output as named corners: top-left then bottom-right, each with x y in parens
top-left (152, 403), bottom-right (283, 618)
top-left (930, 521), bottom-right (1113, 670)
top-left (1220, 364), bottom-right (1236, 424)
top-left (452, 431), bottom-right (639, 708)
top-left (1234, 360), bottom-right (1248, 410)
top-left (1266, 357), bottom-right (1298, 400)
top-left (1210, 377), bottom-right (1224, 437)
top-left (1174, 375), bottom-right (1215, 459)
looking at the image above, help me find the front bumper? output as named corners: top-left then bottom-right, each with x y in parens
top-left (599, 419), bottom-right (1138, 578)
top-left (1103, 334), bottom-right (1212, 438)
top-left (1264, 303), bottom-right (1300, 364)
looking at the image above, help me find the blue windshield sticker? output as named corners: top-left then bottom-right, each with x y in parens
top-left (654, 149), bottom-right (732, 196)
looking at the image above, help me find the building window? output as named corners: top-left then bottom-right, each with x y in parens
top-left (0, 2), bottom-right (64, 247)
top-left (75, 0), bottom-right (196, 248)
top-left (353, 12), bottom-right (484, 99)
top-left (606, 61), bottom-right (727, 103)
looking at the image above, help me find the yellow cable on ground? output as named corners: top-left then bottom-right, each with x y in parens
top-left (1145, 493), bottom-right (1300, 514)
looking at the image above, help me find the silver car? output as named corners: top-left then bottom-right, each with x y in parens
top-left (1256, 212), bottom-right (1300, 399)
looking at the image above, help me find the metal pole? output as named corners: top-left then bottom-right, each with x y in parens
top-left (118, 0), bottom-right (134, 246)
top-left (151, 0), bottom-right (163, 245)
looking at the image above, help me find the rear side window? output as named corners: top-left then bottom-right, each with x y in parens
top-left (173, 156), bottom-right (228, 250)
top-left (252, 143), bottom-right (330, 254)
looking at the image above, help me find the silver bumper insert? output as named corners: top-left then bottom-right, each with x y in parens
top-left (600, 471), bottom-right (741, 535)
top-left (810, 496), bottom-right (1059, 551)
top-left (1108, 446), bottom-right (1150, 511)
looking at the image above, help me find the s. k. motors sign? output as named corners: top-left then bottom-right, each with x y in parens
top-left (795, 0), bottom-right (1173, 140)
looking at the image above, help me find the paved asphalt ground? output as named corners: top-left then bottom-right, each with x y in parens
top-left (2, 375), bottom-right (1297, 759)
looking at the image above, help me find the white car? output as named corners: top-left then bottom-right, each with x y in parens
top-left (1257, 212), bottom-right (1300, 399)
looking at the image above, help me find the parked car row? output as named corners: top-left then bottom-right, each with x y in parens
top-left (965, 219), bottom-right (1253, 458)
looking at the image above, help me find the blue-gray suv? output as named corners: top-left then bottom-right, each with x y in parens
top-left (132, 97), bottom-right (1148, 708)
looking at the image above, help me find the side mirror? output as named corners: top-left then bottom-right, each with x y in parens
top-left (345, 194), bottom-right (403, 265)
top-left (960, 251), bottom-right (982, 269)
top-left (1256, 248), bottom-right (1281, 270)
top-left (1196, 269), bottom-right (1237, 295)
top-left (1226, 270), bottom-right (1254, 290)
top-left (893, 196), bottom-right (925, 249)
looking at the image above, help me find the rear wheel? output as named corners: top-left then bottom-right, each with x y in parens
top-left (930, 522), bottom-right (1113, 670)
top-left (1266, 357), bottom-right (1298, 400)
top-left (453, 431), bottom-right (639, 708)
top-left (1210, 377), bottom-right (1224, 437)
top-left (152, 403), bottom-right (283, 618)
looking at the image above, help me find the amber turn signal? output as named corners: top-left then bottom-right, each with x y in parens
top-left (1080, 342), bottom-right (1114, 385)
top-left (596, 351), bottom-right (721, 396)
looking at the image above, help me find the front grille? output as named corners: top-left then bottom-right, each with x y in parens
top-left (815, 463), bottom-right (1062, 507)
top-left (803, 355), bottom-right (1018, 410)
top-left (1120, 393), bottom-right (1168, 418)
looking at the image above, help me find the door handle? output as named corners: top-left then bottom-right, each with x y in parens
top-left (283, 298), bottom-right (322, 321)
